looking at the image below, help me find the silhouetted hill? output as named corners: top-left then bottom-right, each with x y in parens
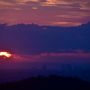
top-left (0, 76), bottom-right (90, 90)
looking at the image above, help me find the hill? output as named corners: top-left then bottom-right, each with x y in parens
top-left (0, 76), bottom-right (90, 90)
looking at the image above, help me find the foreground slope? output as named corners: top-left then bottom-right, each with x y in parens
top-left (0, 76), bottom-right (90, 90)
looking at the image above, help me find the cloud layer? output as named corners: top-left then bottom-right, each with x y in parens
top-left (0, 0), bottom-right (90, 26)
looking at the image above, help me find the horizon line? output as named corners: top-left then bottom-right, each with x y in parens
top-left (0, 22), bottom-right (90, 28)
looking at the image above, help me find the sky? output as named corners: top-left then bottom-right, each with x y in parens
top-left (0, 51), bottom-right (90, 83)
top-left (0, 0), bottom-right (90, 83)
top-left (0, 0), bottom-right (90, 26)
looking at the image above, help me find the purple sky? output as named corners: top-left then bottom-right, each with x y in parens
top-left (0, 0), bottom-right (90, 26)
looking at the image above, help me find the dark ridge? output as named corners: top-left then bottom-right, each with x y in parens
top-left (0, 76), bottom-right (90, 90)
top-left (0, 22), bottom-right (90, 29)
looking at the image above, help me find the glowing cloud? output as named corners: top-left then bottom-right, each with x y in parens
top-left (51, 21), bottom-right (81, 26)
top-left (0, 51), bottom-right (12, 58)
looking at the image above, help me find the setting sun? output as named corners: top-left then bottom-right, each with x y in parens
top-left (0, 51), bottom-right (12, 58)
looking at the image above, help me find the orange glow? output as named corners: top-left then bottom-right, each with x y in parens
top-left (0, 51), bottom-right (12, 58)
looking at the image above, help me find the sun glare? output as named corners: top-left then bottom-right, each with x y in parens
top-left (0, 51), bottom-right (12, 58)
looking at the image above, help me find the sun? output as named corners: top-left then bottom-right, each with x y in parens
top-left (0, 51), bottom-right (12, 58)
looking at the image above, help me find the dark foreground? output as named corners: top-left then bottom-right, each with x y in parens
top-left (0, 76), bottom-right (90, 90)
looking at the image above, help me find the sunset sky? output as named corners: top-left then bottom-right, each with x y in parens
top-left (0, 0), bottom-right (90, 26)
top-left (0, 0), bottom-right (90, 84)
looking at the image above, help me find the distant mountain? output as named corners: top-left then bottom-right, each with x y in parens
top-left (0, 22), bottom-right (90, 29)
top-left (0, 76), bottom-right (90, 90)
top-left (80, 22), bottom-right (90, 27)
top-left (0, 22), bottom-right (90, 54)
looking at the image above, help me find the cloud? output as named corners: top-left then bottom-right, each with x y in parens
top-left (40, 0), bottom-right (90, 10)
top-left (7, 52), bottom-right (90, 64)
top-left (1, 48), bottom-right (90, 64)
top-left (0, 1), bottom-right (13, 6)
top-left (16, 0), bottom-right (39, 5)
top-left (0, 0), bottom-right (89, 26)
top-left (56, 13), bottom-right (90, 19)
top-left (51, 21), bottom-right (81, 26)
top-left (80, 2), bottom-right (90, 10)
top-left (0, 0), bottom-right (14, 9)
top-left (40, 0), bottom-right (71, 7)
